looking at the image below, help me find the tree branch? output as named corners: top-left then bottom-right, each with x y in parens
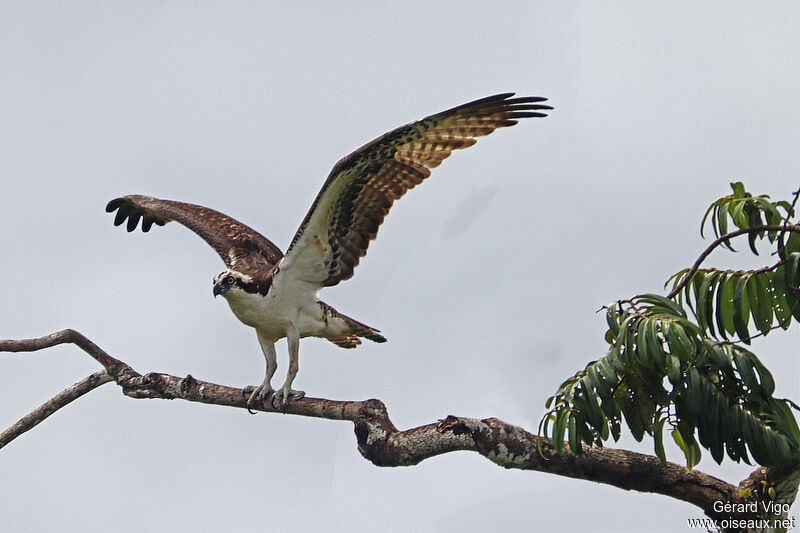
top-left (667, 224), bottom-right (800, 300)
top-left (0, 370), bottom-right (113, 449)
top-left (0, 329), bottom-right (140, 383)
top-left (1, 330), bottom-right (797, 526)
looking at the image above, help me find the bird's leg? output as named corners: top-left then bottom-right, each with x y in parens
top-left (273, 324), bottom-right (305, 407)
top-left (246, 332), bottom-right (277, 412)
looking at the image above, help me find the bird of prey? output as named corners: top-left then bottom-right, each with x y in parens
top-left (106, 93), bottom-right (551, 408)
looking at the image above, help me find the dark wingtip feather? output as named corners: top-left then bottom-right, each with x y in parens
top-left (507, 111), bottom-right (551, 119)
top-left (113, 209), bottom-right (127, 227)
top-left (486, 92), bottom-right (516, 101)
top-left (106, 198), bottom-right (124, 213)
top-left (505, 96), bottom-right (549, 104)
top-left (126, 213), bottom-right (141, 232)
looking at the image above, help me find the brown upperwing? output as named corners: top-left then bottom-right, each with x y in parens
top-left (105, 195), bottom-right (283, 279)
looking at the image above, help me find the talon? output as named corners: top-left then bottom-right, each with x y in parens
top-left (245, 384), bottom-right (273, 414)
top-left (268, 389), bottom-right (280, 410)
top-left (241, 386), bottom-right (254, 401)
top-left (271, 387), bottom-right (304, 410)
top-left (242, 387), bottom-right (257, 414)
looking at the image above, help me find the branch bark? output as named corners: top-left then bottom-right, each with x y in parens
top-left (1, 330), bottom-right (797, 530)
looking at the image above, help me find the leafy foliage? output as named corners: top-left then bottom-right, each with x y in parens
top-left (700, 180), bottom-right (795, 253)
top-left (541, 183), bottom-right (800, 468)
top-left (666, 263), bottom-right (800, 344)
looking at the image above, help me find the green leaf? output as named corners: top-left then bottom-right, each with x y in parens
top-left (672, 427), bottom-right (689, 457)
top-left (774, 401), bottom-right (800, 448)
top-left (776, 200), bottom-right (795, 217)
top-left (718, 274), bottom-right (737, 336)
top-left (700, 200), bottom-right (722, 238)
top-left (730, 199), bottom-right (748, 229)
top-left (730, 181), bottom-right (746, 198)
top-left (578, 414), bottom-right (596, 447)
top-left (623, 317), bottom-right (638, 367)
top-left (672, 427), bottom-right (702, 469)
top-left (756, 196), bottom-right (783, 226)
top-left (733, 349), bottom-right (761, 393)
top-left (710, 342), bottom-right (733, 371)
top-left (751, 274), bottom-right (773, 335)
top-left (714, 274), bottom-right (731, 339)
top-left (609, 414), bottom-right (621, 442)
top-left (687, 438), bottom-right (703, 469)
top-left (735, 348), bottom-right (775, 396)
top-left (598, 410), bottom-right (610, 441)
top-left (587, 364), bottom-right (611, 402)
top-left (733, 274), bottom-right (752, 344)
top-left (646, 319), bottom-right (667, 372)
top-left (717, 202), bottom-right (734, 250)
top-left (582, 389), bottom-right (606, 433)
top-left (685, 367), bottom-right (702, 422)
top-left (615, 315), bottom-right (634, 362)
top-left (636, 293), bottom-right (686, 318)
top-left (636, 318), bottom-right (652, 369)
top-left (785, 231), bottom-right (800, 257)
top-left (568, 412), bottom-right (579, 453)
top-left (696, 272), bottom-right (718, 335)
top-left (606, 303), bottom-right (620, 337)
top-left (786, 252), bottom-right (800, 289)
top-left (654, 417), bottom-right (667, 465)
top-left (597, 357), bottom-right (618, 387)
top-left (621, 393), bottom-right (645, 442)
top-left (553, 409), bottom-right (568, 454)
top-left (725, 408), bottom-right (751, 465)
top-left (697, 377), bottom-right (712, 449)
top-left (710, 393), bottom-right (726, 464)
top-left (691, 271), bottom-right (705, 305)
top-left (773, 433), bottom-right (792, 466)
top-left (753, 360), bottom-right (776, 397)
top-left (667, 322), bottom-right (696, 362)
top-left (600, 395), bottom-right (620, 422)
top-left (745, 413), bottom-right (769, 464)
top-left (746, 208), bottom-right (763, 255)
top-left (666, 353), bottom-right (682, 384)
top-left (770, 265), bottom-right (794, 327)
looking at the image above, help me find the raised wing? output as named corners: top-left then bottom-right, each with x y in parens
top-left (280, 92), bottom-right (551, 287)
top-left (105, 195), bottom-right (283, 278)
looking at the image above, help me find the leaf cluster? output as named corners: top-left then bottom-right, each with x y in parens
top-left (667, 261), bottom-right (800, 344)
top-left (700, 181), bottom-right (794, 254)
top-left (541, 183), bottom-right (800, 469)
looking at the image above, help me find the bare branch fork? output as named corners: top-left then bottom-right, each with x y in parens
top-left (0, 330), bottom-right (797, 525)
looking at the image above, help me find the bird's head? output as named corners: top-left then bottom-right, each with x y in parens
top-left (212, 270), bottom-right (251, 298)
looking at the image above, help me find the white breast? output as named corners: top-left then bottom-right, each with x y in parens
top-left (221, 272), bottom-right (328, 342)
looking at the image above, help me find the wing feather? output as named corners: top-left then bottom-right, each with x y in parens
top-left (281, 92), bottom-right (551, 287)
top-left (105, 195), bottom-right (283, 278)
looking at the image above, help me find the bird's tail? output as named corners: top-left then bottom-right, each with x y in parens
top-left (320, 302), bottom-right (387, 349)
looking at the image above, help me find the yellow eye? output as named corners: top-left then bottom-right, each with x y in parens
top-left (226, 277), bottom-right (235, 285)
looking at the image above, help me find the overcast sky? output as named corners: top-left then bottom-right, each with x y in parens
top-left (1, 2), bottom-right (799, 532)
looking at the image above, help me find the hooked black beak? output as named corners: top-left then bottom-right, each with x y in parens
top-left (213, 283), bottom-right (227, 298)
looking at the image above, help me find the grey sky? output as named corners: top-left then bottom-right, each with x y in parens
top-left (1, 2), bottom-right (798, 532)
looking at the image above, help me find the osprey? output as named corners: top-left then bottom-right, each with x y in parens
top-left (106, 93), bottom-right (551, 407)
